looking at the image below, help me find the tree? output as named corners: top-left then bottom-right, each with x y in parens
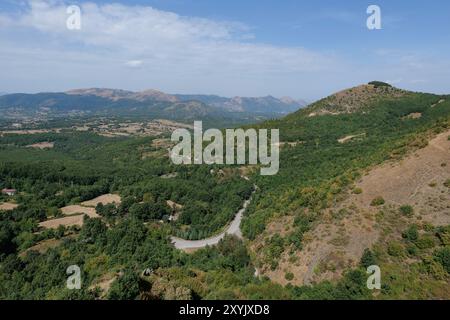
top-left (360, 248), bottom-right (376, 268)
top-left (0, 221), bottom-right (17, 255)
top-left (370, 196), bottom-right (385, 206)
top-left (434, 247), bottom-right (450, 273)
top-left (335, 269), bottom-right (371, 300)
top-left (79, 216), bottom-right (107, 245)
top-left (108, 270), bottom-right (140, 300)
top-left (402, 225), bottom-right (419, 242)
top-left (142, 192), bottom-right (155, 203)
top-left (399, 205), bottom-right (414, 217)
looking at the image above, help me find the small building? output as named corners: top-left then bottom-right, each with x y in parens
top-left (1, 189), bottom-right (17, 196)
top-left (166, 200), bottom-right (183, 222)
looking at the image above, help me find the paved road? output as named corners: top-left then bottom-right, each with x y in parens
top-left (171, 185), bottom-right (257, 250)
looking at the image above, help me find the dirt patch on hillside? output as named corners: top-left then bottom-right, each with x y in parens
top-left (0, 129), bottom-right (54, 136)
top-left (81, 194), bottom-right (121, 207)
top-left (40, 205), bottom-right (99, 229)
top-left (254, 130), bottom-right (450, 286)
top-left (89, 273), bottom-right (118, 297)
top-left (354, 130), bottom-right (450, 223)
top-left (338, 133), bottom-right (366, 144)
top-left (402, 112), bottom-right (422, 120)
top-left (26, 142), bottom-right (54, 149)
top-left (431, 99), bottom-right (445, 108)
top-left (61, 205), bottom-right (98, 216)
top-left (265, 215), bottom-right (295, 237)
top-left (273, 141), bottom-right (305, 148)
top-left (152, 138), bottom-right (174, 149)
top-left (0, 202), bottom-right (18, 211)
top-left (257, 205), bottom-right (378, 286)
top-left (39, 215), bottom-right (86, 229)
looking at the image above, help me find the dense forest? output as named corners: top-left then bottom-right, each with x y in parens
top-left (1, 85), bottom-right (450, 299)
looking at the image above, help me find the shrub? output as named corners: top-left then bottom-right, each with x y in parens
top-left (415, 235), bottom-right (436, 249)
top-left (353, 188), bottom-right (362, 195)
top-left (360, 248), bottom-right (377, 268)
top-left (444, 179), bottom-right (450, 188)
top-left (399, 205), bottom-right (414, 217)
top-left (285, 272), bottom-right (294, 281)
top-left (368, 81), bottom-right (392, 88)
top-left (434, 247), bottom-right (450, 273)
top-left (406, 244), bottom-right (418, 256)
top-left (108, 270), bottom-right (140, 300)
top-left (436, 226), bottom-right (450, 246)
top-left (335, 269), bottom-right (371, 299)
top-left (423, 256), bottom-right (448, 280)
top-left (387, 241), bottom-right (404, 257)
top-left (402, 225), bottom-right (419, 242)
top-left (370, 196), bottom-right (385, 206)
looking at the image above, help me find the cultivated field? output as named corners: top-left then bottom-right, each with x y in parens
top-left (60, 205), bottom-right (98, 216)
top-left (81, 194), bottom-right (121, 207)
top-left (0, 202), bottom-right (19, 211)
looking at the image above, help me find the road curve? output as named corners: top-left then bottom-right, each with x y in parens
top-left (171, 185), bottom-right (257, 250)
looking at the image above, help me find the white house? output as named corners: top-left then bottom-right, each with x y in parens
top-left (1, 189), bottom-right (17, 196)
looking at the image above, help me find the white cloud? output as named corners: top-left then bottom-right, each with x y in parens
top-left (0, 1), bottom-right (449, 99)
top-left (125, 60), bottom-right (144, 68)
top-left (0, 0), bottom-right (339, 98)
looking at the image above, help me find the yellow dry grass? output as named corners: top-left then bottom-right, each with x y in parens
top-left (81, 194), bottom-right (121, 207)
top-left (26, 142), bottom-right (54, 149)
top-left (61, 205), bottom-right (97, 216)
top-left (0, 202), bottom-right (19, 211)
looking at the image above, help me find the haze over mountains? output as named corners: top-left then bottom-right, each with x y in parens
top-left (0, 88), bottom-right (307, 124)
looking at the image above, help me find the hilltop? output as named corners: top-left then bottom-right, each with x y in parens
top-left (302, 81), bottom-right (408, 117)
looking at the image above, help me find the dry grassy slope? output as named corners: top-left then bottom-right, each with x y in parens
top-left (306, 84), bottom-right (408, 117)
top-left (252, 129), bottom-right (450, 286)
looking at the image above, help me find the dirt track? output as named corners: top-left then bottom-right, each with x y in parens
top-left (171, 185), bottom-right (257, 250)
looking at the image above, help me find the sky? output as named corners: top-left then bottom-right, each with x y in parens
top-left (1, 0), bottom-right (450, 100)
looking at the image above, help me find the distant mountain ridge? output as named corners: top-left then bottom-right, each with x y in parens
top-left (0, 88), bottom-right (307, 124)
top-left (175, 94), bottom-right (307, 114)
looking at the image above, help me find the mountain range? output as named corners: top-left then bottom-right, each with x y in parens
top-left (0, 88), bottom-right (307, 124)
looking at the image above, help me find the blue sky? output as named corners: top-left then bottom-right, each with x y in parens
top-left (1, 0), bottom-right (450, 100)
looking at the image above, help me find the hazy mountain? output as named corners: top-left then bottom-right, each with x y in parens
top-left (67, 88), bottom-right (178, 103)
top-left (0, 88), bottom-right (307, 124)
top-left (175, 94), bottom-right (307, 114)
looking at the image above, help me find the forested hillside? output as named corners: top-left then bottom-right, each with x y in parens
top-left (0, 83), bottom-right (449, 299)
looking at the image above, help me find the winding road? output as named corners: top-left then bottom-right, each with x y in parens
top-left (171, 184), bottom-right (257, 250)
